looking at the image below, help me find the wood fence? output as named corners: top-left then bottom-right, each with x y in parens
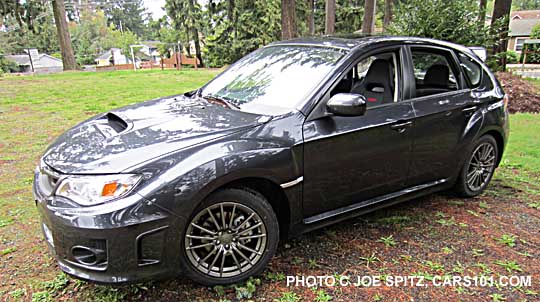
top-left (95, 53), bottom-right (199, 72)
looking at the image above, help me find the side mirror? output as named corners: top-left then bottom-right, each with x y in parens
top-left (326, 93), bottom-right (367, 117)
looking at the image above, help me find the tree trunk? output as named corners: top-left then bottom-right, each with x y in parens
top-left (307, 0), bottom-right (315, 35)
top-left (227, 0), bottom-right (237, 39)
top-left (192, 27), bottom-right (204, 67)
top-left (491, 0), bottom-right (513, 71)
top-left (52, 0), bottom-right (77, 70)
top-left (325, 0), bottom-right (335, 35)
top-left (383, 0), bottom-right (394, 30)
top-left (362, 0), bottom-right (377, 34)
top-left (185, 28), bottom-right (192, 57)
top-left (281, 0), bottom-right (297, 40)
top-left (479, 0), bottom-right (488, 25)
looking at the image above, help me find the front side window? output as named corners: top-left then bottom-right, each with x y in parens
top-left (411, 49), bottom-right (458, 98)
top-left (458, 53), bottom-right (482, 88)
top-left (330, 51), bottom-right (399, 108)
top-left (201, 46), bottom-right (345, 115)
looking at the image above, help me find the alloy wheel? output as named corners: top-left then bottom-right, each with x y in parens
top-left (184, 202), bottom-right (267, 278)
top-left (466, 142), bottom-right (496, 192)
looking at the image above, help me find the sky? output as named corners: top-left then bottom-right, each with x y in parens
top-left (143, 0), bottom-right (209, 19)
top-left (144, 0), bottom-right (166, 19)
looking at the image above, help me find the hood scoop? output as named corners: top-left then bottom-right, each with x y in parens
top-left (94, 112), bottom-right (131, 139)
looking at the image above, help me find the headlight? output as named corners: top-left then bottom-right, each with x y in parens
top-left (55, 174), bottom-right (142, 206)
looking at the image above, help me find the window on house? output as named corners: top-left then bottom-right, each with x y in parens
top-left (515, 38), bottom-right (527, 51)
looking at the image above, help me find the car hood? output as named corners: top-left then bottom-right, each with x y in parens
top-left (43, 95), bottom-right (268, 174)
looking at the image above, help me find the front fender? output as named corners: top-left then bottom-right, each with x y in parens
top-left (134, 141), bottom-right (300, 220)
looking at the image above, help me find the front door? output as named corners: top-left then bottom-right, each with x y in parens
top-left (302, 48), bottom-right (415, 218)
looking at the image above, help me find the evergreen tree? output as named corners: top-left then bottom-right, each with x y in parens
top-left (100, 0), bottom-right (148, 37)
top-left (204, 0), bottom-right (281, 67)
top-left (166, 0), bottom-right (205, 67)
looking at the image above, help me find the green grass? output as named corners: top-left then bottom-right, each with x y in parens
top-left (0, 69), bottom-right (218, 117)
top-left (501, 113), bottom-right (540, 173)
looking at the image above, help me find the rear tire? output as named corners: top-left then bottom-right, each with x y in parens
top-left (454, 135), bottom-right (498, 197)
top-left (180, 188), bottom-right (279, 285)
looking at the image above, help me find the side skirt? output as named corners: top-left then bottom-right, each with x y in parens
top-left (293, 178), bottom-right (451, 236)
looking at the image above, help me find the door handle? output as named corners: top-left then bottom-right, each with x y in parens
top-left (438, 99), bottom-right (450, 105)
top-left (390, 120), bottom-right (413, 132)
top-left (462, 106), bottom-right (478, 115)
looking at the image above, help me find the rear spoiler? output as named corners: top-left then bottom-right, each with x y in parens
top-left (468, 47), bottom-right (487, 62)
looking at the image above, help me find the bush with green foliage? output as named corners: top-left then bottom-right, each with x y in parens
top-left (387, 0), bottom-right (504, 48)
top-left (506, 50), bottom-right (520, 64)
top-left (0, 55), bottom-right (20, 75)
top-left (487, 51), bottom-right (519, 68)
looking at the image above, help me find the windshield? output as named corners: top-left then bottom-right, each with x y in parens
top-left (200, 45), bottom-right (345, 115)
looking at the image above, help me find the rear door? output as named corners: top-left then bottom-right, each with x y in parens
top-left (405, 45), bottom-right (478, 185)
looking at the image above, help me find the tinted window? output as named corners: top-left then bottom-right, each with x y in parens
top-left (458, 53), bottom-right (482, 88)
top-left (201, 46), bottom-right (344, 115)
top-left (411, 49), bottom-right (457, 98)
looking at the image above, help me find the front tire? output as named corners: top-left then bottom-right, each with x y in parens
top-left (180, 188), bottom-right (279, 285)
top-left (454, 135), bottom-right (498, 197)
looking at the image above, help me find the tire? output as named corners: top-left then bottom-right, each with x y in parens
top-left (180, 188), bottom-right (279, 285)
top-left (454, 135), bottom-right (499, 197)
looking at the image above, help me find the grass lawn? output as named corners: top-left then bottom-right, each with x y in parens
top-left (0, 70), bottom-right (539, 302)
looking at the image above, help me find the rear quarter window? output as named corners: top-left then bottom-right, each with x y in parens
top-left (458, 53), bottom-right (482, 88)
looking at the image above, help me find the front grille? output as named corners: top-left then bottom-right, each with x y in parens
top-left (37, 160), bottom-right (62, 196)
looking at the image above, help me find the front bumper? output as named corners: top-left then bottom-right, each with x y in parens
top-left (33, 171), bottom-right (183, 283)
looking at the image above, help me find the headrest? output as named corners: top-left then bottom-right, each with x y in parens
top-left (365, 59), bottom-right (391, 86)
top-left (424, 64), bottom-right (450, 88)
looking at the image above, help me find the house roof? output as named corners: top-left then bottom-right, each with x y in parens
top-left (141, 40), bottom-right (161, 48)
top-left (5, 54), bottom-right (62, 66)
top-left (96, 48), bottom-right (120, 60)
top-left (509, 18), bottom-right (540, 36)
top-left (96, 52), bottom-right (112, 60)
top-left (5, 55), bottom-right (31, 66)
top-left (511, 10), bottom-right (540, 20)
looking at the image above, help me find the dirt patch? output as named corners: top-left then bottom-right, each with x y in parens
top-left (496, 72), bottom-right (540, 113)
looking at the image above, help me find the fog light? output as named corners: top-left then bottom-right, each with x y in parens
top-left (71, 246), bottom-right (104, 266)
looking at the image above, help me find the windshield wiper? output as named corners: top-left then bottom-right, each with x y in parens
top-left (201, 94), bottom-right (240, 110)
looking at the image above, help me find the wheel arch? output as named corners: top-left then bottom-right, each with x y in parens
top-left (193, 175), bottom-right (292, 240)
top-left (479, 129), bottom-right (505, 167)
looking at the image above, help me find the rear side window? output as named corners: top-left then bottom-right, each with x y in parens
top-left (458, 53), bottom-right (482, 88)
top-left (411, 48), bottom-right (458, 98)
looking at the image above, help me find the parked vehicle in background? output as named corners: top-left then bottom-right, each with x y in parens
top-left (33, 35), bottom-right (509, 285)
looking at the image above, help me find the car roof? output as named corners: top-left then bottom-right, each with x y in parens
top-left (269, 35), bottom-right (478, 58)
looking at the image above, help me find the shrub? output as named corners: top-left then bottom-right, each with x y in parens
top-left (386, 0), bottom-right (505, 49)
top-left (0, 55), bottom-right (20, 74)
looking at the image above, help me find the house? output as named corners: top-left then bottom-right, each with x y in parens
top-left (5, 49), bottom-right (63, 74)
top-left (508, 10), bottom-right (540, 53)
top-left (511, 10), bottom-right (540, 20)
top-left (95, 42), bottom-right (162, 67)
top-left (95, 48), bottom-right (131, 66)
top-left (139, 41), bottom-right (161, 63)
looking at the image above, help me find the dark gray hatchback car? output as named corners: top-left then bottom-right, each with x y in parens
top-left (33, 36), bottom-right (509, 285)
